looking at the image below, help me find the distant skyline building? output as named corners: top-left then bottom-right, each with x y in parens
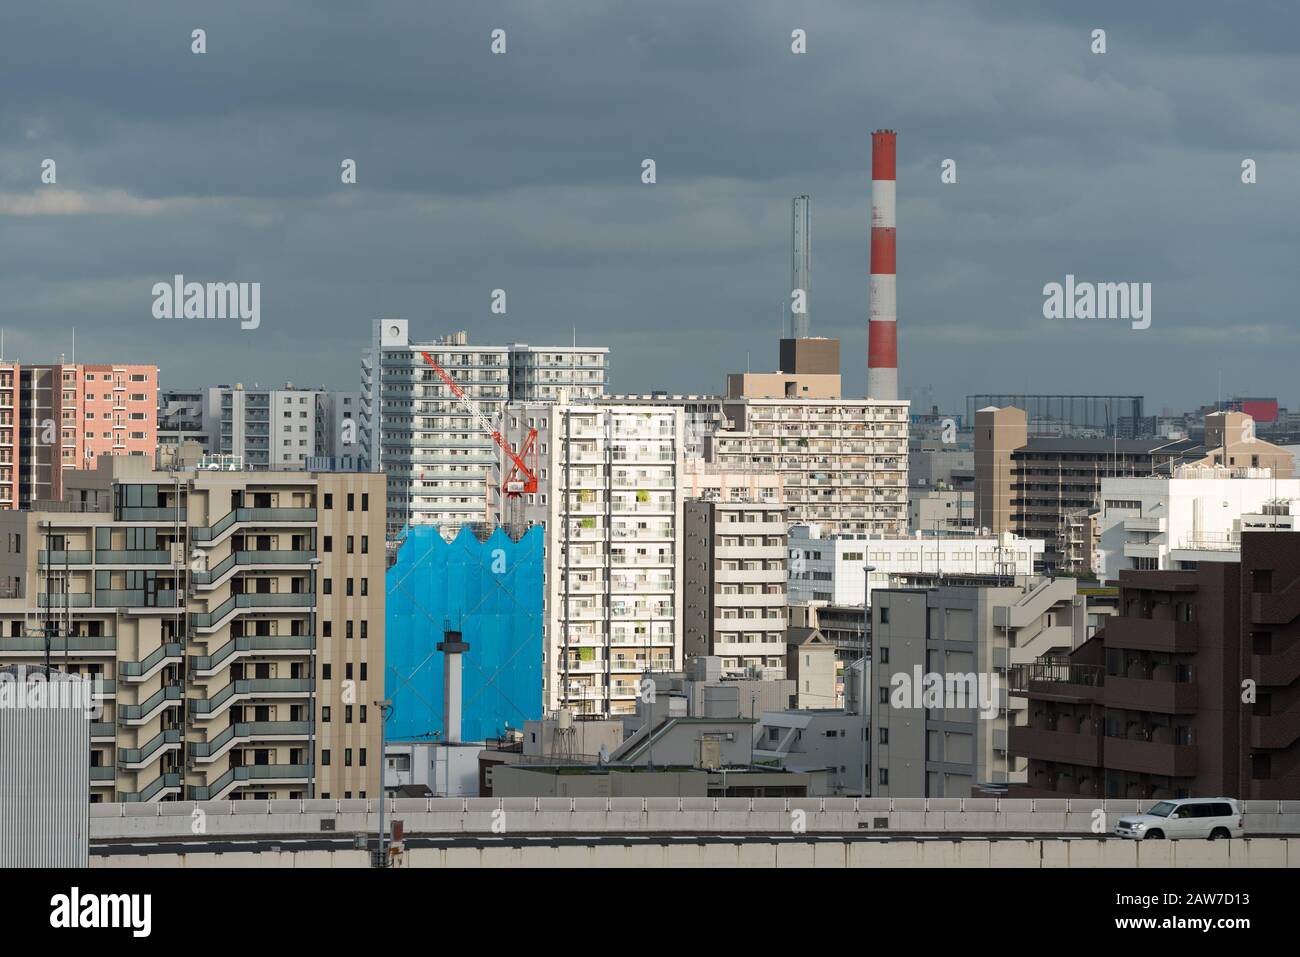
top-left (17, 362), bottom-right (158, 507)
top-left (966, 394), bottom-right (1144, 438)
top-left (360, 320), bottom-right (609, 536)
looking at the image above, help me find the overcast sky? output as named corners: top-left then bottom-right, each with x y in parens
top-left (2, 0), bottom-right (1298, 415)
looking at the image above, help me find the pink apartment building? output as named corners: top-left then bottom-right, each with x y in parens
top-left (17, 363), bottom-right (158, 506)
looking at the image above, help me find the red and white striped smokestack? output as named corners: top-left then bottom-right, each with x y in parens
top-left (868, 129), bottom-right (897, 401)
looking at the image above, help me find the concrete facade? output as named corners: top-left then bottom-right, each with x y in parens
top-left (871, 578), bottom-right (1085, 797)
top-left (709, 397), bottom-right (909, 537)
top-left (505, 400), bottom-right (684, 717)
top-left (683, 498), bottom-right (788, 678)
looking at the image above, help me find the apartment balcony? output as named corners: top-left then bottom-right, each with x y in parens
top-left (93, 549), bottom-right (176, 565)
top-left (1103, 674), bottom-right (1199, 714)
top-left (0, 634), bottom-right (115, 656)
top-left (1123, 516), bottom-right (1166, 533)
top-left (95, 589), bottom-right (179, 611)
top-left (91, 721), bottom-right (115, 741)
top-left (1101, 617), bottom-right (1199, 654)
top-left (90, 766), bottom-right (116, 785)
top-left (37, 593), bottom-right (92, 608)
top-left (191, 549), bottom-right (316, 589)
top-left (1104, 735), bottom-right (1198, 778)
top-left (190, 507), bottom-right (318, 546)
top-left (189, 678), bottom-right (314, 720)
top-left (37, 550), bottom-right (92, 565)
top-left (189, 634), bottom-right (315, 677)
top-left (112, 506), bottom-right (187, 523)
top-left (188, 763), bottom-right (312, 801)
top-left (1008, 725), bottom-right (1104, 767)
top-left (189, 720), bottom-right (311, 763)
top-left (191, 592), bottom-right (314, 633)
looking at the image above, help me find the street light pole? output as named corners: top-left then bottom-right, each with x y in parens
top-left (375, 698), bottom-right (393, 867)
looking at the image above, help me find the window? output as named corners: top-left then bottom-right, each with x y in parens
top-left (360, 620), bottom-right (368, 640)
top-left (321, 749), bottom-right (331, 766)
top-left (361, 493), bottom-right (369, 511)
top-left (360, 705), bottom-right (368, 723)
top-left (322, 664), bottom-right (332, 680)
top-left (360, 663), bottom-right (367, 680)
top-left (360, 578), bottom-right (368, 597)
top-left (346, 536), bottom-right (354, 554)
top-left (879, 646), bottom-right (889, 664)
top-left (878, 687), bottom-right (890, 704)
top-left (361, 536), bottom-right (368, 554)
top-left (344, 749), bottom-right (353, 767)
top-left (323, 535), bottom-right (332, 552)
top-left (345, 705), bottom-right (353, 724)
top-left (322, 706), bottom-right (331, 722)
top-left (323, 621), bottom-right (332, 638)
top-left (360, 749), bottom-right (367, 766)
top-left (323, 578), bottom-right (332, 595)
top-left (346, 578), bottom-right (354, 597)
top-left (347, 493), bottom-right (355, 512)
top-left (345, 663), bottom-right (353, 680)
top-left (324, 493), bottom-right (333, 509)
top-left (879, 727), bottom-right (889, 744)
top-left (879, 606), bottom-right (889, 625)
top-left (878, 768), bottom-right (889, 785)
top-left (346, 620), bottom-right (353, 640)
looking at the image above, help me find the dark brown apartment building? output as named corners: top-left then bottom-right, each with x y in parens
top-left (1009, 530), bottom-right (1300, 800)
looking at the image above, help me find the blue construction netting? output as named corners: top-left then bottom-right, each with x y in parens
top-left (384, 524), bottom-right (544, 743)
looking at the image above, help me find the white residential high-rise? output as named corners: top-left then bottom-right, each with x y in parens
top-left (1096, 470), bottom-right (1300, 579)
top-left (203, 384), bottom-right (335, 470)
top-left (708, 397), bottom-right (910, 537)
top-left (504, 400), bottom-right (683, 717)
top-left (360, 321), bottom-right (609, 536)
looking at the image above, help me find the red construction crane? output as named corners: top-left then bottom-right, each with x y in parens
top-left (418, 351), bottom-right (538, 525)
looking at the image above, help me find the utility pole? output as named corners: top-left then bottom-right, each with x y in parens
top-left (374, 698), bottom-right (394, 867)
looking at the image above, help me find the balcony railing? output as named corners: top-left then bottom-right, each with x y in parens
top-left (121, 772), bottom-right (182, 802)
top-left (189, 720), bottom-right (311, 758)
top-left (188, 763), bottom-right (312, 801)
top-left (190, 592), bottom-right (314, 628)
top-left (191, 507), bottom-right (317, 542)
top-left (118, 729), bottom-right (181, 766)
top-left (190, 634), bottom-right (315, 673)
top-left (191, 549), bottom-right (316, 585)
top-left (118, 642), bottom-right (184, 677)
top-left (189, 678), bottom-right (314, 716)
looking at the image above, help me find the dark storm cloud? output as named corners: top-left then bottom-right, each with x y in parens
top-left (0, 0), bottom-right (1297, 410)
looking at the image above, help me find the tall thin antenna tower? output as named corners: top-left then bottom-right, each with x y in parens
top-left (791, 194), bottom-right (812, 339)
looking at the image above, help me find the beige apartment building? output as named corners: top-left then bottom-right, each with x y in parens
top-left (0, 456), bottom-right (384, 801)
top-left (683, 498), bottom-right (789, 678)
top-left (708, 398), bottom-right (909, 537)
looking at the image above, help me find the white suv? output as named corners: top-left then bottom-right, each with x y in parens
top-left (1113, 798), bottom-right (1244, 841)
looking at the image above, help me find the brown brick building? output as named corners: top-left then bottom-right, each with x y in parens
top-left (1010, 530), bottom-right (1300, 799)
